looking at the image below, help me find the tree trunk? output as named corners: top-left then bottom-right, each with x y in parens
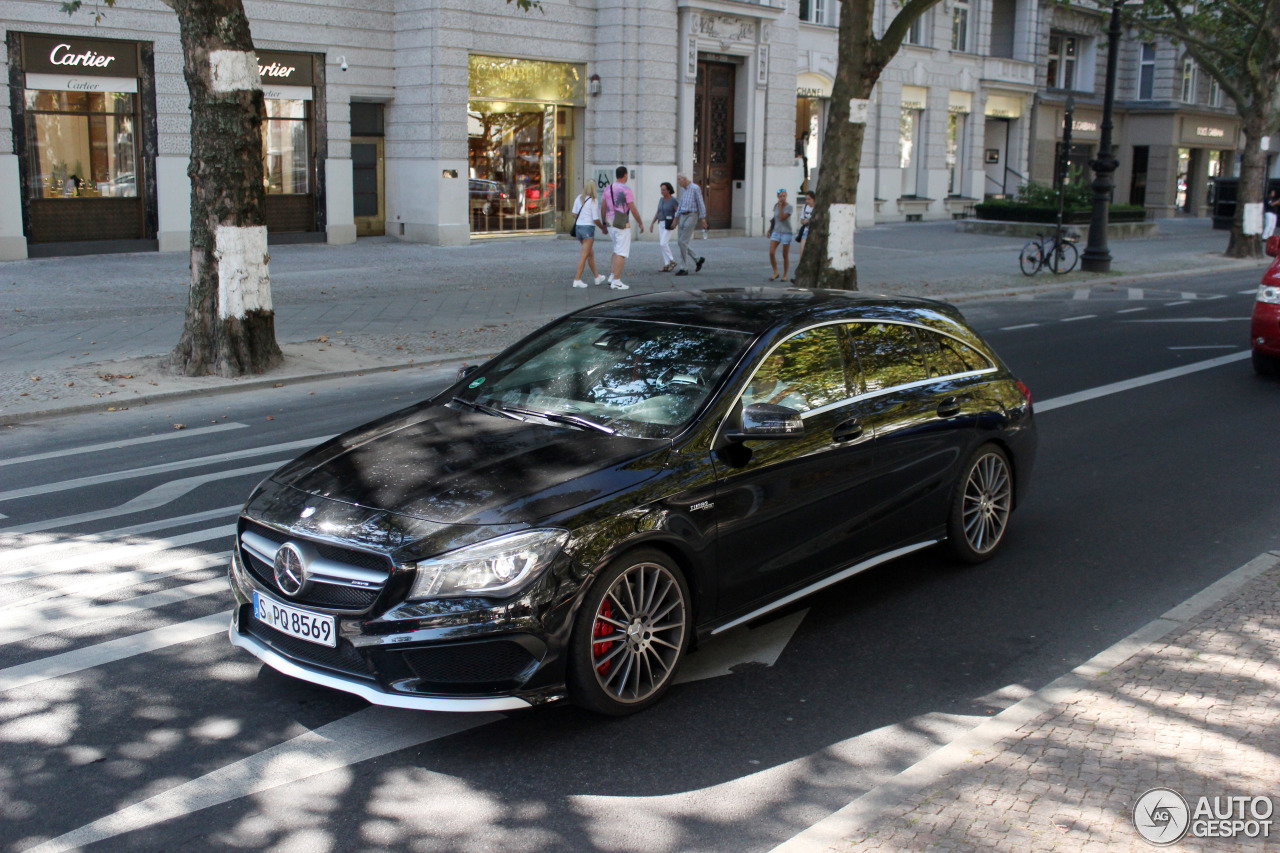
top-left (164, 0), bottom-right (282, 376)
top-left (1226, 111), bottom-right (1267, 258)
top-left (793, 0), bottom-right (887, 291)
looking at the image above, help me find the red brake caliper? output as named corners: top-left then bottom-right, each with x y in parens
top-left (593, 598), bottom-right (615, 676)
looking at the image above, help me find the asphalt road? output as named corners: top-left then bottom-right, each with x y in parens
top-left (1, 268), bottom-right (1277, 853)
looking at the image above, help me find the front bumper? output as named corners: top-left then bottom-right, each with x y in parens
top-left (227, 551), bottom-right (566, 712)
top-left (1252, 302), bottom-right (1280, 357)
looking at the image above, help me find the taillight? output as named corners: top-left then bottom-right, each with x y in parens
top-left (1016, 380), bottom-right (1033, 406)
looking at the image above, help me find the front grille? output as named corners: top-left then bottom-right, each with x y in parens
top-left (239, 519), bottom-right (391, 612)
top-left (244, 611), bottom-right (375, 680)
top-left (400, 640), bottom-right (536, 685)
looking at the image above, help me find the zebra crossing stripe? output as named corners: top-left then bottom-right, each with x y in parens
top-left (0, 578), bottom-right (229, 647)
top-left (0, 506), bottom-right (240, 559)
top-left (0, 552), bottom-right (230, 615)
top-left (0, 422), bottom-right (249, 468)
top-left (0, 436), bottom-right (327, 503)
top-left (0, 611), bottom-right (231, 693)
top-left (0, 526), bottom-right (235, 580)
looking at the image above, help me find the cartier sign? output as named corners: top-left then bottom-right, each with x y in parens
top-left (256, 51), bottom-right (314, 88)
top-left (24, 33), bottom-right (138, 78)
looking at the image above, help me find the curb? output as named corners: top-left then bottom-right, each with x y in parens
top-left (0, 353), bottom-right (477, 426)
top-left (769, 549), bottom-right (1280, 853)
top-left (2, 255), bottom-right (1263, 426)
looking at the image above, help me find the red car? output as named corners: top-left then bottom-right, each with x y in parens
top-left (1253, 235), bottom-right (1280, 376)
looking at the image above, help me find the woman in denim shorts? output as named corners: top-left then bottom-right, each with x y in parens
top-left (769, 188), bottom-right (794, 281)
top-left (571, 182), bottom-right (607, 288)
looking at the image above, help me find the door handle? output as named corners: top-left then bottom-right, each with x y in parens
top-left (832, 419), bottom-right (864, 442)
top-left (936, 397), bottom-right (961, 418)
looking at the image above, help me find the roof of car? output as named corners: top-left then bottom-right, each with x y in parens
top-left (577, 287), bottom-right (967, 336)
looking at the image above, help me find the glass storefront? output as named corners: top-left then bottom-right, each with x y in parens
top-left (256, 51), bottom-right (317, 234)
top-left (263, 98), bottom-right (309, 195)
top-left (468, 56), bottom-right (584, 235)
top-left (24, 89), bottom-right (139, 199)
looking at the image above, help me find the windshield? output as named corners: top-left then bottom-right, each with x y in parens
top-left (454, 316), bottom-right (753, 438)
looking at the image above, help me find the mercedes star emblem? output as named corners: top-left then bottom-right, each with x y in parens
top-left (273, 543), bottom-right (308, 597)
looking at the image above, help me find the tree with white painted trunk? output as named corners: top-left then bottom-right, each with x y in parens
top-left (1124, 0), bottom-right (1280, 259)
top-left (793, 0), bottom-right (944, 291)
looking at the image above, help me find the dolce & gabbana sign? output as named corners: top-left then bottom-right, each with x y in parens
top-left (23, 33), bottom-right (139, 78)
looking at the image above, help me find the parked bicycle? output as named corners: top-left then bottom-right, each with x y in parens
top-left (1019, 230), bottom-right (1079, 275)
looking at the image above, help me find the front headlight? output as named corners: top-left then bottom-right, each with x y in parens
top-left (407, 529), bottom-right (570, 599)
top-left (1258, 284), bottom-right (1280, 305)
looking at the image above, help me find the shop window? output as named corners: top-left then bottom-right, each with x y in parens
top-left (1130, 145), bottom-right (1149, 207)
top-left (1181, 59), bottom-right (1197, 103)
top-left (795, 97), bottom-right (823, 193)
top-left (263, 99), bottom-right (310, 194)
top-left (1054, 142), bottom-right (1092, 191)
top-left (468, 102), bottom-right (558, 233)
top-left (1138, 43), bottom-right (1156, 100)
top-left (1047, 33), bottom-right (1078, 90)
top-left (23, 90), bottom-right (138, 199)
top-left (947, 112), bottom-right (967, 196)
top-left (951, 0), bottom-right (970, 52)
top-left (900, 108), bottom-right (922, 197)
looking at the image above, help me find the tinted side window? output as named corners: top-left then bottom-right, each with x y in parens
top-left (919, 329), bottom-right (993, 377)
top-left (743, 326), bottom-right (848, 413)
top-left (848, 323), bottom-right (928, 392)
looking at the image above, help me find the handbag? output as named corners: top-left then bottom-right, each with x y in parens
top-left (611, 185), bottom-right (630, 229)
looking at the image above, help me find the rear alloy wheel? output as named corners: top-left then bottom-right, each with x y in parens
top-left (947, 445), bottom-right (1014, 563)
top-left (568, 549), bottom-right (689, 716)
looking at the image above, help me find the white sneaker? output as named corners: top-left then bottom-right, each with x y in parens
top-left (610, 280), bottom-right (629, 290)
top-left (572, 279), bottom-right (588, 288)
top-left (594, 274), bottom-right (607, 285)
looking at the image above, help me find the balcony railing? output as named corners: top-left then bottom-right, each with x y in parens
top-left (983, 57), bottom-right (1037, 88)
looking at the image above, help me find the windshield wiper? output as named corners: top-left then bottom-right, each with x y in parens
top-left (499, 405), bottom-right (616, 435)
top-left (450, 396), bottom-right (523, 421)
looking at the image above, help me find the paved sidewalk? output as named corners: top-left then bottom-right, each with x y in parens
top-left (774, 552), bottom-right (1280, 853)
top-left (0, 217), bottom-right (1265, 421)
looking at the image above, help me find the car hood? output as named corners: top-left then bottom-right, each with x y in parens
top-left (269, 402), bottom-right (670, 526)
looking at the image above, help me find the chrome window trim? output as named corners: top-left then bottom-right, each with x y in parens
top-left (715, 317), bottom-right (997, 439)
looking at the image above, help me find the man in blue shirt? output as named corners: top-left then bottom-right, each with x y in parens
top-left (674, 173), bottom-right (708, 276)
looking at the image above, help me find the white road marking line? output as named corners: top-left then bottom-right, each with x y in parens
top-left (1061, 314), bottom-right (1096, 322)
top-left (1180, 292), bottom-right (1197, 300)
top-left (0, 422), bottom-right (249, 468)
top-left (0, 462), bottom-right (280, 535)
top-left (1116, 307), bottom-right (1147, 314)
top-left (0, 611), bottom-right (231, 693)
top-left (23, 707), bottom-right (500, 853)
top-left (1168, 345), bottom-right (1239, 351)
top-left (1036, 351), bottom-right (1252, 413)
top-left (1073, 288), bottom-right (1090, 301)
top-left (676, 609), bottom-right (807, 684)
top-left (1239, 288), bottom-right (1260, 294)
top-left (1123, 317), bottom-right (1251, 323)
top-left (0, 436), bottom-right (326, 503)
top-left (999, 323), bottom-right (1040, 331)
top-left (1202, 294), bottom-right (1227, 300)
top-left (1127, 288), bottom-right (1144, 300)
top-left (0, 578), bottom-right (229, 647)
top-left (0, 525), bottom-right (234, 581)
top-left (1016, 293), bottom-right (1034, 301)
top-left (0, 552), bottom-right (230, 615)
top-left (0, 506), bottom-right (240, 559)
top-left (1167, 300), bottom-right (1192, 306)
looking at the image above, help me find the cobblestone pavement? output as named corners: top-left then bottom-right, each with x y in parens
top-left (775, 554), bottom-right (1280, 853)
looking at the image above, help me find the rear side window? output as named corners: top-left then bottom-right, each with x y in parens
top-left (848, 323), bottom-right (928, 393)
top-left (743, 326), bottom-right (849, 412)
top-left (919, 329), bottom-right (993, 377)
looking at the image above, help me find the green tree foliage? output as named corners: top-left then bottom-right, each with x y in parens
top-left (1122, 0), bottom-right (1280, 257)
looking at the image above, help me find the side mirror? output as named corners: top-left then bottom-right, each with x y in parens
top-left (457, 364), bottom-right (480, 381)
top-left (726, 403), bottom-right (805, 441)
top-left (1267, 235), bottom-right (1280, 258)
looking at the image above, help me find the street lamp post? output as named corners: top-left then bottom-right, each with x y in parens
top-left (1081, 0), bottom-right (1124, 272)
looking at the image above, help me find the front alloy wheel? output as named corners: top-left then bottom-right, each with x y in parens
top-left (947, 445), bottom-right (1013, 563)
top-left (569, 549), bottom-right (689, 715)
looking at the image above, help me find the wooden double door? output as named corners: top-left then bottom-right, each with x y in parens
top-left (694, 59), bottom-right (735, 229)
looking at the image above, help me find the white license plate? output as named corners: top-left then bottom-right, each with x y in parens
top-left (253, 591), bottom-right (336, 648)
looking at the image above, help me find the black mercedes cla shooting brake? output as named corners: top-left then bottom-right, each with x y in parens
top-left (229, 288), bottom-right (1036, 715)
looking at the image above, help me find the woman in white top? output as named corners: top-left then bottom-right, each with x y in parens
top-left (571, 182), bottom-right (608, 288)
